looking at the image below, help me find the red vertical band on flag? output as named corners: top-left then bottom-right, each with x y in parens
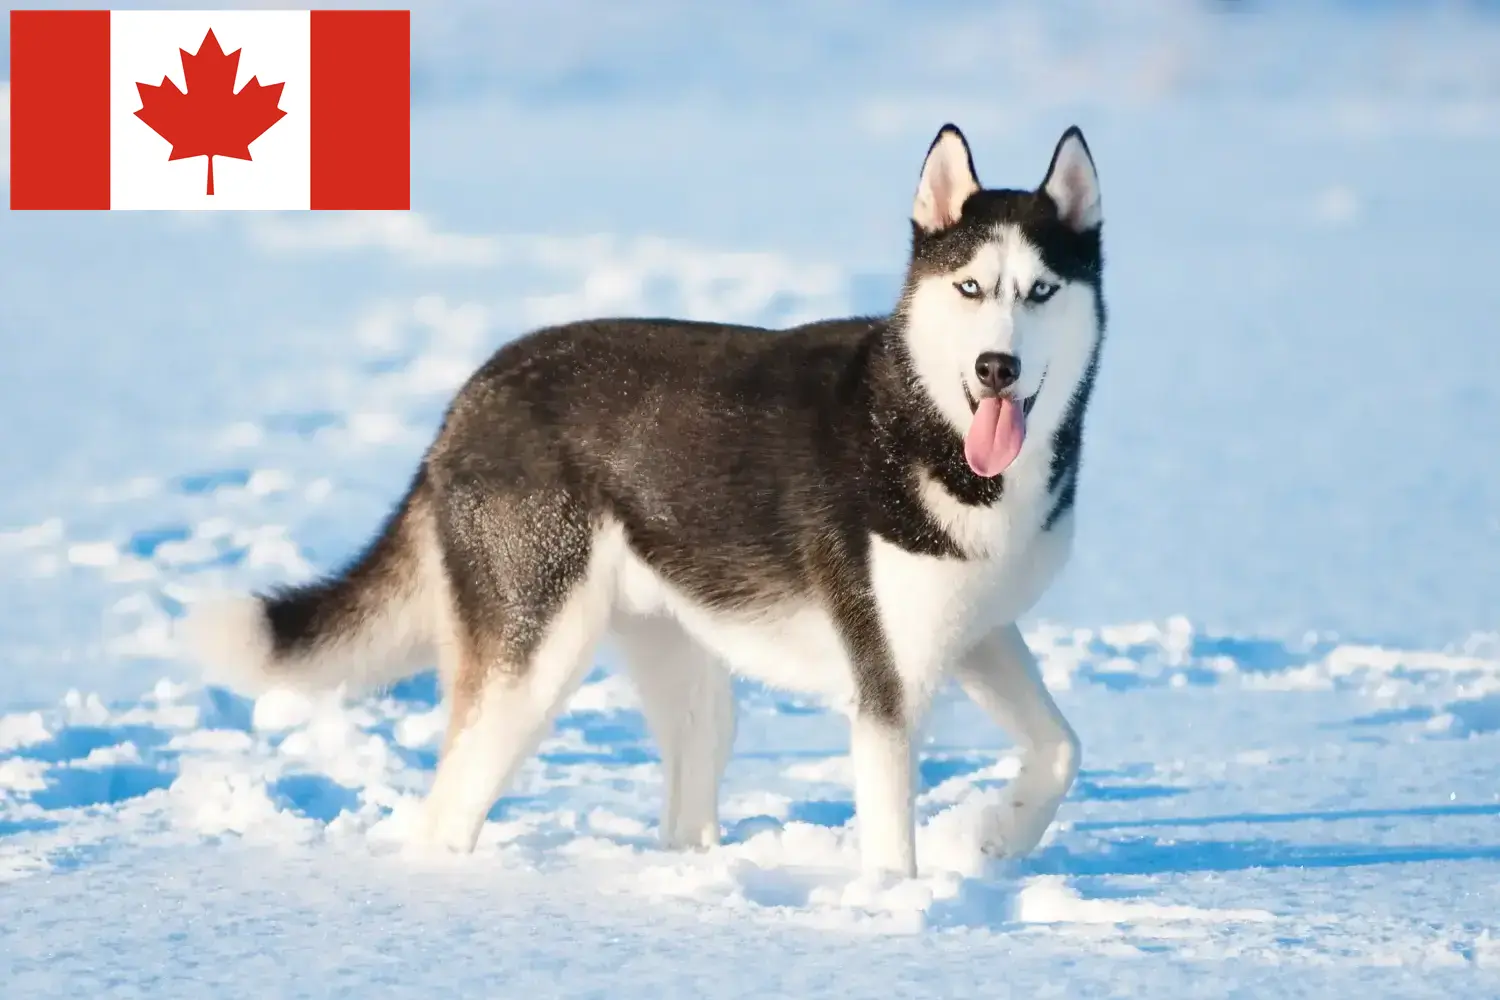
top-left (309, 10), bottom-right (410, 211)
top-left (10, 10), bottom-right (112, 210)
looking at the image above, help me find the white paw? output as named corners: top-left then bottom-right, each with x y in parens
top-left (979, 793), bottom-right (1060, 859)
top-left (856, 839), bottom-right (918, 880)
top-left (410, 803), bottom-right (483, 854)
top-left (660, 819), bottom-right (721, 851)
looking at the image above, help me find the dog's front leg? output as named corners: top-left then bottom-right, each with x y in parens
top-left (849, 708), bottom-right (917, 877)
top-left (827, 558), bottom-right (919, 878)
top-left (954, 622), bottom-right (1080, 857)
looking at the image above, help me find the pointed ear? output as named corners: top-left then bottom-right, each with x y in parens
top-left (1041, 126), bottom-right (1102, 232)
top-left (912, 124), bottom-right (981, 233)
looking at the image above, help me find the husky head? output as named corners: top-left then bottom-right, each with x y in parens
top-left (897, 124), bottom-right (1104, 478)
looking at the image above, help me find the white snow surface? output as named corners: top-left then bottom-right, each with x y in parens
top-left (4, 2), bottom-right (1500, 995)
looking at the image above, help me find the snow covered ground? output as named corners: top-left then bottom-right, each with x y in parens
top-left (4, 1), bottom-right (1500, 995)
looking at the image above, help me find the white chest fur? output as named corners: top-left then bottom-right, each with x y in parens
top-left (867, 455), bottom-right (1074, 708)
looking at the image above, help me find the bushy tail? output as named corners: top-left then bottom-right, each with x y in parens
top-left (181, 471), bottom-right (441, 695)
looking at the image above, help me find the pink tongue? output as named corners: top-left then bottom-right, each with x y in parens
top-left (964, 396), bottom-right (1026, 477)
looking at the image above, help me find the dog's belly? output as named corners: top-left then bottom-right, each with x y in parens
top-left (612, 540), bottom-right (859, 704)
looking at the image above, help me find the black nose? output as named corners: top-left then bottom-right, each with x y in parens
top-left (974, 352), bottom-right (1020, 392)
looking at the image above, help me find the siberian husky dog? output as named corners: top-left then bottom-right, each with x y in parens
top-left (185, 123), bottom-right (1106, 877)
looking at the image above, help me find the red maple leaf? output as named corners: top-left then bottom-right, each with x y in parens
top-left (134, 29), bottom-right (287, 196)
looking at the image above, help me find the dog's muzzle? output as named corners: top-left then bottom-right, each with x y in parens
top-left (963, 371), bottom-right (1045, 417)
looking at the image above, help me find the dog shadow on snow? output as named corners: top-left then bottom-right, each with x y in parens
top-left (691, 765), bottom-right (1500, 928)
top-left (1037, 799), bottom-right (1500, 879)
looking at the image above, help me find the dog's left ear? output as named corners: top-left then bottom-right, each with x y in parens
top-left (913, 124), bottom-right (981, 233)
top-left (1041, 126), bottom-right (1102, 232)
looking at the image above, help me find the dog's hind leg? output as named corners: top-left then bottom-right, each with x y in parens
top-left (414, 495), bottom-right (614, 854)
top-left (416, 583), bottom-right (608, 853)
top-left (954, 622), bottom-right (1080, 858)
top-left (416, 660), bottom-right (594, 852)
top-left (615, 616), bottom-right (735, 849)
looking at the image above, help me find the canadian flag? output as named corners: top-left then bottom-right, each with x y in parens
top-left (9, 9), bottom-right (409, 210)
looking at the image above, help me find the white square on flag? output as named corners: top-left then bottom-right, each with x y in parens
top-left (10, 8), bottom-right (409, 210)
top-left (111, 11), bottom-right (312, 210)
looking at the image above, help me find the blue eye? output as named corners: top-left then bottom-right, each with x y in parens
top-left (1028, 279), bottom-right (1059, 303)
top-left (955, 279), bottom-right (983, 299)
